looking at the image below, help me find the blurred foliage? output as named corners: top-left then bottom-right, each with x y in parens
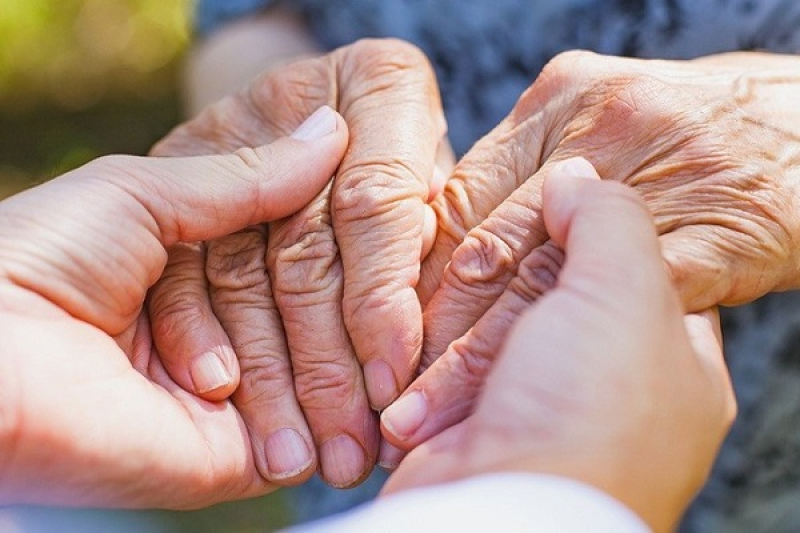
top-left (0, 0), bottom-right (191, 198)
top-left (0, 0), bottom-right (189, 112)
top-left (0, 1), bottom-right (294, 531)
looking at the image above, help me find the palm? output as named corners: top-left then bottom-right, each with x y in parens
top-left (2, 303), bottom-right (272, 509)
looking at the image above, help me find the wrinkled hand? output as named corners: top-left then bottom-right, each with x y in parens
top-left (383, 163), bottom-right (737, 533)
top-left (382, 50), bottom-right (800, 450)
top-left (0, 113), bottom-right (347, 508)
top-left (149, 39), bottom-right (451, 487)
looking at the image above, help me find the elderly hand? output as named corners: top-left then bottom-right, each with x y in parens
top-left (0, 109), bottom-right (348, 508)
top-left (382, 162), bottom-right (737, 533)
top-left (382, 50), bottom-right (800, 450)
top-left (149, 38), bottom-right (451, 487)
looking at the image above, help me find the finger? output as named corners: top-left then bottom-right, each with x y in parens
top-left (419, 157), bottom-right (570, 369)
top-left (267, 183), bottom-right (378, 488)
top-left (331, 40), bottom-right (447, 409)
top-left (202, 227), bottom-right (318, 484)
top-left (148, 242), bottom-right (239, 401)
top-left (142, 107), bottom-right (345, 399)
top-left (382, 241), bottom-right (563, 447)
top-left (384, 158), bottom-right (670, 446)
top-left (3, 107), bottom-right (348, 338)
top-left (683, 308), bottom-right (737, 429)
top-left (377, 438), bottom-right (407, 471)
top-left (416, 81), bottom-right (558, 304)
top-left (660, 226), bottom-right (737, 311)
top-left (542, 158), bottom-right (667, 295)
top-left (116, 105), bottom-right (348, 249)
top-left (420, 204), bottom-right (438, 261)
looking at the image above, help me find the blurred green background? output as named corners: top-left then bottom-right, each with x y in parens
top-left (0, 0), bottom-right (186, 198)
top-left (0, 0), bottom-right (292, 530)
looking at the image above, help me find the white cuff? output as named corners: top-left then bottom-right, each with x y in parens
top-left (292, 473), bottom-right (651, 532)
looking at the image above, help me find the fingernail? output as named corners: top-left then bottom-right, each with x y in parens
top-left (364, 359), bottom-right (398, 410)
top-left (554, 157), bottom-right (599, 180)
top-left (291, 105), bottom-right (338, 141)
top-left (265, 428), bottom-right (313, 479)
top-left (320, 434), bottom-right (367, 488)
top-left (190, 351), bottom-right (232, 394)
top-left (377, 439), bottom-right (406, 471)
top-left (381, 390), bottom-right (427, 439)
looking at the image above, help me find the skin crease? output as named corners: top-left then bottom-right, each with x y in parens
top-left (0, 111), bottom-right (355, 508)
top-left (150, 39), bottom-right (453, 488)
top-left (382, 161), bottom-right (737, 533)
top-left (380, 50), bottom-right (800, 453)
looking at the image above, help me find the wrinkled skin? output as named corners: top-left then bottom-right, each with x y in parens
top-left (384, 166), bottom-right (737, 533)
top-left (150, 39), bottom-right (452, 487)
top-left (0, 121), bottom-right (349, 508)
top-left (382, 50), bottom-right (800, 451)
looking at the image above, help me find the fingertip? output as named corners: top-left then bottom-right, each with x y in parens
top-left (290, 105), bottom-right (346, 142)
top-left (380, 390), bottom-right (428, 442)
top-left (189, 349), bottom-right (239, 400)
top-left (542, 157), bottom-right (601, 247)
top-left (377, 438), bottom-right (407, 471)
top-left (364, 359), bottom-right (399, 410)
top-left (264, 427), bottom-right (316, 483)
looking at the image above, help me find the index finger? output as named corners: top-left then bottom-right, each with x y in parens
top-left (331, 39), bottom-right (447, 409)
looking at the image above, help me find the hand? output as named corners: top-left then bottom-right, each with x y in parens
top-left (0, 109), bottom-right (348, 508)
top-left (149, 38), bottom-right (452, 487)
top-left (381, 50), bottom-right (800, 449)
top-left (382, 162), bottom-right (737, 533)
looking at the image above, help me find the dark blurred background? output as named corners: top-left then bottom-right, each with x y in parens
top-left (0, 0), bottom-right (291, 530)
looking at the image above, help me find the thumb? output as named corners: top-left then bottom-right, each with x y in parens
top-left (112, 105), bottom-right (348, 246)
top-left (541, 157), bottom-right (665, 294)
top-left (0, 106), bottom-right (347, 333)
top-left (473, 156), bottom-right (672, 424)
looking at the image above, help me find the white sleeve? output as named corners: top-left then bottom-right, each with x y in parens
top-left (289, 473), bottom-right (652, 532)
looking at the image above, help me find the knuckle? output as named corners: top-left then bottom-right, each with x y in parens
top-left (443, 227), bottom-right (517, 297)
top-left (247, 58), bottom-right (332, 131)
top-left (342, 279), bottom-right (408, 321)
top-left (346, 38), bottom-right (431, 78)
top-left (149, 291), bottom-right (209, 343)
top-left (514, 50), bottom-right (597, 113)
top-left (511, 243), bottom-right (564, 302)
top-left (334, 160), bottom-right (427, 225)
top-left (269, 223), bottom-right (341, 304)
top-left (153, 94), bottom-right (261, 156)
top-left (235, 352), bottom-right (293, 407)
top-left (448, 335), bottom-right (496, 389)
top-left (293, 359), bottom-right (357, 411)
top-left (545, 49), bottom-right (599, 74)
top-left (206, 229), bottom-right (268, 292)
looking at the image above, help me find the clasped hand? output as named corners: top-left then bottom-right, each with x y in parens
top-left (4, 39), bottom-right (797, 525)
